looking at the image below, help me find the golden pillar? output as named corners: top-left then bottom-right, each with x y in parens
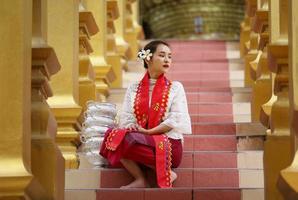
top-left (263, 0), bottom-right (292, 199)
top-left (83, 0), bottom-right (116, 101)
top-left (124, 0), bottom-right (140, 60)
top-left (250, 0), bottom-right (272, 123)
top-left (278, 0), bottom-right (298, 198)
top-left (47, 0), bottom-right (82, 169)
top-left (132, 0), bottom-right (144, 40)
top-left (107, 0), bottom-right (123, 88)
top-left (78, 4), bottom-right (99, 119)
top-left (0, 1), bottom-right (33, 198)
top-left (244, 0), bottom-right (258, 87)
top-left (29, 0), bottom-right (65, 198)
top-left (115, 0), bottom-right (131, 70)
top-left (240, 15), bottom-right (251, 58)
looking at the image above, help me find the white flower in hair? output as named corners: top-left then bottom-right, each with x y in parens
top-left (138, 49), bottom-right (153, 61)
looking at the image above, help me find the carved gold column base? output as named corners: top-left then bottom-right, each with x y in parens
top-left (278, 151), bottom-right (298, 200)
top-left (0, 171), bottom-right (32, 199)
top-left (30, 136), bottom-right (65, 199)
top-left (107, 53), bottom-right (122, 88)
top-left (93, 64), bottom-right (116, 101)
top-left (52, 107), bottom-right (82, 169)
top-left (125, 31), bottom-right (139, 60)
top-left (244, 53), bottom-right (257, 86)
top-left (251, 76), bottom-right (272, 122)
top-left (264, 134), bottom-right (292, 200)
top-left (260, 94), bottom-right (277, 127)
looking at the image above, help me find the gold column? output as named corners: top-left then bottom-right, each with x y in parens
top-left (115, 0), bottom-right (131, 71)
top-left (28, 0), bottom-right (65, 199)
top-left (244, 0), bottom-right (258, 87)
top-left (132, 0), bottom-right (144, 41)
top-left (278, 0), bottom-right (298, 198)
top-left (240, 15), bottom-right (251, 58)
top-left (0, 1), bottom-right (33, 198)
top-left (124, 0), bottom-right (140, 60)
top-left (47, 0), bottom-right (82, 169)
top-left (78, 5), bottom-right (99, 118)
top-left (263, 0), bottom-right (292, 199)
top-left (107, 0), bottom-right (123, 88)
top-left (83, 0), bottom-right (116, 101)
top-left (250, 0), bottom-right (272, 123)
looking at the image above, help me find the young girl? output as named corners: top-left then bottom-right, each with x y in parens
top-left (100, 40), bottom-right (191, 188)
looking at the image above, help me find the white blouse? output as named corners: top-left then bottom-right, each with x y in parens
top-left (119, 79), bottom-right (192, 140)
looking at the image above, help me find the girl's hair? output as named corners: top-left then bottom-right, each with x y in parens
top-left (142, 40), bottom-right (170, 69)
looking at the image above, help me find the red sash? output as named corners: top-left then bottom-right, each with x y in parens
top-left (105, 72), bottom-right (172, 188)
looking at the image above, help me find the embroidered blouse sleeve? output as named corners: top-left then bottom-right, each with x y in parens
top-left (161, 82), bottom-right (192, 134)
top-left (119, 84), bottom-right (137, 128)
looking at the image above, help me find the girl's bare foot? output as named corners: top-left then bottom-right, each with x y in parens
top-left (171, 170), bottom-right (177, 183)
top-left (120, 178), bottom-right (147, 189)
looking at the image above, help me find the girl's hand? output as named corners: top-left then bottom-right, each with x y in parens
top-left (126, 124), bottom-right (139, 132)
top-left (138, 127), bottom-right (150, 134)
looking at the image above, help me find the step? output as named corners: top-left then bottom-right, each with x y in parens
top-left (193, 189), bottom-right (241, 200)
top-left (185, 87), bottom-right (231, 93)
top-left (167, 71), bottom-right (230, 80)
top-left (168, 40), bottom-right (226, 50)
top-left (191, 123), bottom-right (236, 135)
top-left (190, 114), bottom-right (234, 123)
top-left (193, 169), bottom-right (239, 188)
top-left (172, 51), bottom-right (227, 62)
top-left (186, 93), bottom-right (232, 103)
top-left (237, 151), bottom-right (263, 170)
top-left (65, 168), bottom-right (101, 189)
top-left (96, 188), bottom-right (193, 200)
top-left (236, 122), bottom-right (267, 137)
top-left (194, 152), bottom-right (237, 168)
top-left (239, 169), bottom-right (264, 189)
top-left (188, 103), bottom-right (233, 115)
top-left (65, 189), bottom-right (96, 200)
top-left (184, 135), bottom-right (237, 151)
top-left (170, 62), bottom-right (229, 71)
top-left (242, 189), bottom-right (264, 200)
top-left (99, 168), bottom-right (193, 188)
top-left (181, 80), bottom-right (230, 87)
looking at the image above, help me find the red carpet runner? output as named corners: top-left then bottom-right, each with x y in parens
top-left (96, 40), bottom-right (240, 200)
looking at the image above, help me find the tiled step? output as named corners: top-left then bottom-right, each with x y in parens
top-left (181, 80), bottom-right (230, 87)
top-left (193, 189), bottom-right (241, 200)
top-left (65, 190), bottom-right (96, 200)
top-left (167, 71), bottom-right (230, 80)
top-left (194, 152), bottom-right (237, 168)
top-left (188, 103), bottom-right (232, 115)
top-left (184, 135), bottom-right (237, 151)
top-left (242, 189), bottom-right (264, 200)
top-left (170, 62), bottom-right (229, 71)
top-left (184, 87), bottom-right (231, 93)
top-left (96, 188), bottom-right (193, 200)
top-left (190, 114), bottom-right (234, 123)
top-left (186, 93), bottom-right (232, 103)
top-left (172, 51), bottom-right (227, 62)
top-left (168, 41), bottom-right (226, 50)
top-left (193, 169), bottom-right (239, 188)
top-left (99, 168), bottom-right (193, 188)
top-left (191, 123), bottom-right (236, 135)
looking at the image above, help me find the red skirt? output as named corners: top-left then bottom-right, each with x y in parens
top-left (100, 129), bottom-right (183, 169)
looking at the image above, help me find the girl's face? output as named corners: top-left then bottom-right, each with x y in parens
top-left (146, 44), bottom-right (172, 77)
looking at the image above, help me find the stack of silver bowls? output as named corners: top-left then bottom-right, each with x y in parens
top-left (80, 101), bottom-right (117, 166)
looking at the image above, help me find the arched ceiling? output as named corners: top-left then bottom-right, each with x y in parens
top-left (140, 0), bottom-right (245, 39)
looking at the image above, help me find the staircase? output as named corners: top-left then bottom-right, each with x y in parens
top-left (65, 40), bottom-right (264, 200)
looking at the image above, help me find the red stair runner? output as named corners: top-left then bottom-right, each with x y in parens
top-left (96, 40), bottom-right (240, 200)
